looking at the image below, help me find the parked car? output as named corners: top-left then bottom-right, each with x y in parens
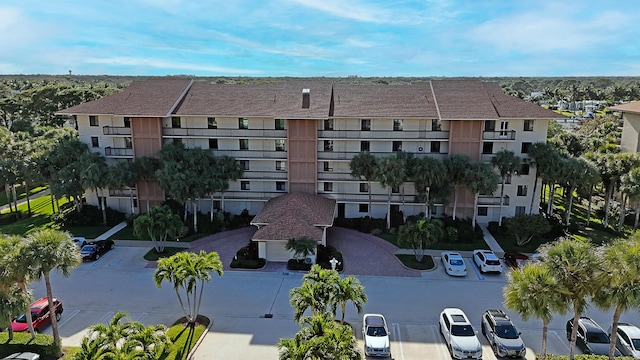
top-left (611, 322), bottom-right (640, 358)
top-left (439, 308), bottom-right (482, 359)
top-left (11, 297), bottom-right (63, 332)
top-left (566, 317), bottom-right (620, 356)
top-left (503, 252), bottom-right (530, 269)
top-left (72, 237), bottom-right (87, 248)
top-left (441, 251), bottom-right (467, 276)
top-left (2, 353), bottom-right (40, 360)
top-left (473, 249), bottom-right (503, 273)
top-left (80, 240), bottom-right (115, 261)
top-left (481, 309), bottom-right (526, 358)
top-left (362, 313), bottom-right (391, 357)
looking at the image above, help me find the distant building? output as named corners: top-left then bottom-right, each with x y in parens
top-left (612, 101), bottom-right (640, 153)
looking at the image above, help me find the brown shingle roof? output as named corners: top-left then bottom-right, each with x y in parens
top-left (482, 82), bottom-right (565, 119)
top-left (611, 101), bottom-right (640, 115)
top-left (58, 78), bottom-right (193, 116)
top-left (250, 192), bottom-right (336, 241)
top-left (430, 80), bottom-right (499, 119)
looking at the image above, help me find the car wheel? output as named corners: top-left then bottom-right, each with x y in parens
top-left (56, 312), bottom-right (61, 321)
top-left (481, 324), bottom-right (486, 336)
top-left (492, 343), bottom-right (498, 356)
top-left (448, 345), bottom-right (453, 356)
top-left (95, 254), bottom-right (100, 260)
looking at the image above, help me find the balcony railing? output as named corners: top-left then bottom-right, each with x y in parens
top-left (482, 130), bottom-right (516, 140)
top-left (478, 195), bottom-right (509, 206)
top-left (109, 188), bottom-right (137, 197)
top-left (318, 130), bottom-right (450, 140)
top-left (103, 126), bottom-right (132, 135)
top-left (318, 151), bottom-right (448, 160)
top-left (210, 149), bottom-right (287, 159)
top-left (104, 147), bottom-right (133, 157)
top-left (163, 128), bottom-right (286, 138)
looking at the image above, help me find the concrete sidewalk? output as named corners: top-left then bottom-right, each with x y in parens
top-left (393, 224), bottom-right (505, 257)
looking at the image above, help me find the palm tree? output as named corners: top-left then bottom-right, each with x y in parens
top-left (557, 157), bottom-right (593, 225)
top-left (593, 237), bottom-right (640, 360)
top-left (621, 168), bottom-right (640, 230)
top-left (290, 280), bottom-right (323, 323)
top-left (412, 156), bottom-right (446, 218)
top-left (443, 154), bottom-right (471, 220)
top-left (349, 152), bottom-right (378, 217)
top-left (285, 236), bottom-right (317, 261)
top-left (528, 142), bottom-right (559, 213)
top-left (503, 263), bottom-right (568, 360)
top-left (79, 150), bottom-right (109, 224)
top-left (491, 150), bottom-right (521, 225)
top-left (108, 160), bottom-right (140, 215)
top-left (133, 204), bottom-right (187, 253)
top-left (375, 155), bottom-right (406, 229)
top-left (154, 251), bottom-right (224, 327)
top-left (133, 156), bottom-right (160, 212)
top-left (22, 229), bottom-right (81, 349)
top-left (397, 217), bottom-right (444, 262)
top-left (465, 162), bottom-right (499, 228)
top-left (290, 265), bottom-right (341, 323)
top-left (217, 155), bottom-right (244, 212)
top-left (539, 238), bottom-right (600, 360)
top-left (334, 276), bottom-right (367, 323)
top-left (0, 286), bottom-right (31, 341)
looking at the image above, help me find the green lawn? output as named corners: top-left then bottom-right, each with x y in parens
top-left (0, 185), bottom-right (48, 207)
top-left (144, 247), bottom-right (187, 261)
top-left (396, 254), bottom-right (435, 270)
top-left (378, 233), bottom-right (489, 251)
top-left (110, 224), bottom-right (207, 242)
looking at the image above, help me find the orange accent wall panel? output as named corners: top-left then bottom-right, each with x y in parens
top-left (447, 120), bottom-right (483, 217)
top-left (287, 120), bottom-right (317, 194)
top-left (131, 117), bottom-right (164, 212)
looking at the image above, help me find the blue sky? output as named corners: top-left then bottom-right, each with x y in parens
top-left (1, 0), bottom-right (639, 77)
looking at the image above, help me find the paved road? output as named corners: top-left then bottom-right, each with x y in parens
top-left (28, 245), bottom-right (638, 359)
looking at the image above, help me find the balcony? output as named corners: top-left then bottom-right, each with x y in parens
top-left (109, 188), bottom-right (136, 197)
top-left (318, 130), bottom-right (449, 140)
top-left (103, 126), bottom-right (131, 136)
top-left (211, 149), bottom-right (287, 159)
top-left (482, 130), bottom-right (516, 141)
top-left (163, 128), bottom-right (286, 138)
top-left (242, 170), bottom-right (288, 180)
top-left (318, 151), bottom-right (448, 161)
top-left (478, 195), bottom-right (509, 206)
top-left (104, 147), bottom-right (133, 158)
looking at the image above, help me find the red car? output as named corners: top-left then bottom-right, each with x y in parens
top-left (503, 252), bottom-right (530, 268)
top-left (11, 297), bottom-right (63, 332)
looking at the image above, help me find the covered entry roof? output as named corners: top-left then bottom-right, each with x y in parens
top-left (250, 192), bottom-right (336, 242)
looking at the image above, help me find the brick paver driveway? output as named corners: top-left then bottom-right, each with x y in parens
top-left (188, 226), bottom-right (420, 277)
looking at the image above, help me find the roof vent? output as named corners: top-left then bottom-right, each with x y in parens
top-left (302, 88), bottom-right (310, 109)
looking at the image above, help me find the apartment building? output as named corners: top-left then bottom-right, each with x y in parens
top-left (59, 78), bottom-right (560, 224)
top-left (613, 101), bottom-right (640, 153)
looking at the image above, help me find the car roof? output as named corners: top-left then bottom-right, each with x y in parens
top-left (30, 297), bottom-right (57, 310)
top-left (618, 323), bottom-right (640, 337)
top-left (442, 308), bottom-right (470, 323)
top-left (364, 314), bottom-right (386, 327)
top-left (2, 353), bottom-right (40, 360)
top-left (485, 309), bottom-right (511, 325)
top-left (579, 317), bottom-right (605, 332)
top-left (442, 251), bottom-right (463, 259)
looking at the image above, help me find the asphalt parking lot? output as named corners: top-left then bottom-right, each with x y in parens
top-left (28, 246), bottom-right (635, 359)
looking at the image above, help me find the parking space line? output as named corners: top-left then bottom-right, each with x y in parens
top-left (552, 330), bottom-right (571, 351)
top-left (392, 323), bottom-right (404, 360)
top-left (57, 309), bottom-right (80, 328)
top-left (467, 258), bottom-right (485, 280)
top-left (97, 311), bottom-right (116, 324)
top-left (133, 312), bottom-right (149, 323)
top-left (430, 324), bottom-right (448, 359)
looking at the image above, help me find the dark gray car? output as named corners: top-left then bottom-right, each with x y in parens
top-left (566, 317), bottom-right (620, 356)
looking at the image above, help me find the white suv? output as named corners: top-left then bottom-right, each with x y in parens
top-left (473, 249), bottom-right (503, 273)
top-left (363, 313), bottom-right (391, 357)
top-left (439, 308), bottom-right (482, 359)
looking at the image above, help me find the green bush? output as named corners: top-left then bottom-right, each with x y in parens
top-left (441, 217), bottom-right (482, 243)
top-left (0, 332), bottom-right (60, 358)
top-left (52, 204), bottom-right (125, 227)
top-left (334, 216), bottom-right (386, 233)
top-left (230, 256), bottom-right (266, 269)
top-left (446, 227), bottom-right (459, 243)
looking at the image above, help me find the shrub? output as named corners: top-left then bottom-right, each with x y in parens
top-left (230, 256), bottom-right (266, 269)
top-left (446, 227), bottom-right (459, 243)
top-left (334, 216), bottom-right (386, 233)
top-left (441, 217), bottom-right (481, 243)
top-left (316, 245), bottom-right (344, 271)
top-left (52, 204), bottom-right (125, 227)
top-left (0, 212), bottom-right (24, 225)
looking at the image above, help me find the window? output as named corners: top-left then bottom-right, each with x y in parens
top-left (207, 117), bottom-right (217, 129)
top-left (392, 186), bottom-right (399, 194)
top-left (477, 207), bottom-right (488, 216)
top-left (239, 139), bottom-right (249, 150)
top-left (432, 119), bottom-right (442, 131)
top-left (499, 121), bottom-right (509, 136)
top-left (324, 119), bottom-right (334, 130)
top-left (323, 161), bottom-right (332, 172)
top-left (171, 117), bottom-right (181, 128)
top-left (276, 161), bottom-right (286, 171)
top-left (123, 117), bottom-right (131, 128)
top-left (241, 181), bottom-right (250, 190)
top-left (359, 204), bottom-right (368, 213)
top-left (275, 139), bottom-right (286, 151)
top-left (275, 119), bottom-right (285, 130)
top-left (430, 141), bottom-right (441, 153)
top-left (523, 119), bottom-right (534, 131)
top-left (515, 206), bottom-right (526, 216)
top-left (209, 139), bottom-right (218, 149)
top-left (359, 183), bottom-right (368, 193)
top-left (360, 141), bottom-right (370, 152)
top-left (361, 119), bottom-right (371, 131)
top-left (517, 185), bottom-right (528, 196)
top-left (482, 142), bottom-right (493, 154)
top-left (238, 117), bottom-right (248, 129)
top-left (276, 181), bottom-right (286, 191)
top-left (89, 116), bottom-right (99, 126)
top-left (391, 204), bottom-right (400, 212)
top-left (324, 140), bottom-right (333, 152)
top-left (393, 141), bottom-right (402, 151)
top-left (393, 119), bottom-right (403, 131)
top-left (324, 182), bottom-right (333, 192)
top-left (504, 174), bottom-right (512, 184)
top-left (91, 137), bottom-right (99, 147)
top-left (484, 120), bottom-right (495, 131)
top-left (173, 138), bottom-right (182, 145)
top-left (240, 160), bottom-right (249, 170)
top-left (124, 137), bottom-right (132, 149)
top-left (521, 142), bottom-right (532, 154)
top-left (519, 164), bottom-right (530, 175)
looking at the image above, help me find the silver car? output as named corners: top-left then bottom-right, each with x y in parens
top-left (612, 322), bottom-right (640, 358)
top-left (481, 309), bottom-right (526, 358)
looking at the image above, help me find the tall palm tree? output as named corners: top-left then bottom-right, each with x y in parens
top-left (133, 156), bottom-right (161, 212)
top-left (593, 237), bottom-right (640, 360)
top-left (412, 156), bottom-right (446, 218)
top-left (290, 280), bottom-right (322, 323)
top-left (0, 286), bottom-right (31, 341)
top-left (528, 142), bottom-right (559, 213)
top-left (491, 150), bottom-right (521, 225)
top-left (154, 251), bottom-right (223, 327)
top-left (22, 229), bottom-right (81, 349)
top-left (621, 168), bottom-right (640, 231)
top-left (557, 157), bottom-right (593, 225)
top-left (108, 159), bottom-right (140, 215)
top-left (375, 155), bottom-right (406, 229)
top-left (397, 217), bottom-right (444, 262)
top-left (503, 263), bottom-right (568, 360)
top-left (334, 276), bottom-right (367, 323)
top-left (133, 204), bottom-right (187, 253)
top-left (217, 155), bottom-right (244, 212)
top-left (465, 162), bottom-right (499, 228)
top-left (443, 154), bottom-right (471, 220)
top-left (539, 238), bottom-right (600, 360)
top-left (79, 150), bottom-right (109, 224)
top-left (349, 152), bottom-right (378, 218)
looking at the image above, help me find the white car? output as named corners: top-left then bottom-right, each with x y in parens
top-left (439, 308), bottom-right (482, 359)
top-left (612, 322), bottom-right (640, 358)
top-left (363, 313), bottom-right (391, 357)
top-left (441, 251), bottom-right (467, 276)
top-left (473, 249), bottom-right (503, 273)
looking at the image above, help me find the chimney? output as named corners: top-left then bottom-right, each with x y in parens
top-left (302, 88), bottom-right (310, 109)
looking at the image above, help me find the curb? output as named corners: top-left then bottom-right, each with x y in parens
top-left (187, 316), bottom-right (213, 360)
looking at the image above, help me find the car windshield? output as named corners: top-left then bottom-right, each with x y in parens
top-left (451, 324), bottom-right (475, 336)
top-left (586, 331), bottom-right (610, 344)
top-left (450, 259), bottom-right (464, 266)
top-left (631, 338), bottom-right (640, 350)
top-left (367, 326), bottom-right (387, 337)
top-left (81, 245), bottom-right (95, 252)
top-left (495, 325), bottom-right (519, 339)
top-left (14, 312), bottom-right (39, 323)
